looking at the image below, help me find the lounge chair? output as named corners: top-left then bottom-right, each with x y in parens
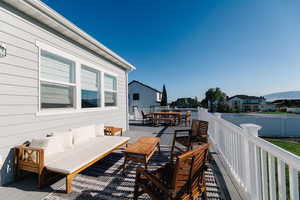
top-left (15, 124), bottom-right (129, 193)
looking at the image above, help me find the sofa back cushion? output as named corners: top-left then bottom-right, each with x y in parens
top-left (52, 131), bottom-right (73, 149)
top-left (95, 124), bottom-right (105, 137)
top-left (30, 137), bottom-right (64, 156)
top-left (71, 125), bottom-right (96, 145)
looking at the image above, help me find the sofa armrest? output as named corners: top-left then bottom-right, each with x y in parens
top-left (104, 126), bottom-right (123, 136)
top-left (15, 145), bottom-right (44, 174)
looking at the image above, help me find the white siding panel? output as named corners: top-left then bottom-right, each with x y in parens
top-left (0, 95), bottom-right (37, 105)
top-left (0, 84), bottom-right (37, 96)
top-left (0, 54), bottom-right (37, 71)
top-left (0, 105), bottom-right (37, 115)
top-left (0, 30), bottom-right (35, 52)
top-left (0, 63), bottom-right (37, 78)
top-left (0, 74), bottom-right (37, 87)
top-left (0, 2), bottom-right (128, 186)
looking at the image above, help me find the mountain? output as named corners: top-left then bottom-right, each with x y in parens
top-left (264, 91), bottom-right (300, 101)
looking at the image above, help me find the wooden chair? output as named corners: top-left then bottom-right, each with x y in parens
top-left (134, 143), bottom-right (209, 200)
top-left (171, 120), bottom-right (208, 156)
top-left (181, 111), bottom-right (191, 126)
top-left (141, 111), bottom-right (153, 124)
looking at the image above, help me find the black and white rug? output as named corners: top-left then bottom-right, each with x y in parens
top-left (42, 148), bottom-right (224, 200)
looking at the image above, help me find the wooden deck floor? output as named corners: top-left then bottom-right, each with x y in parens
top-left (0, 121), bottom-right (247, 200)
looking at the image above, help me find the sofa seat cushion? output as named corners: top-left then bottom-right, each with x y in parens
top-left (45, 136), bottom-right (129, 174)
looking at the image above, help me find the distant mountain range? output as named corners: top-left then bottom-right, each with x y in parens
top-left (264, 91), bottom-right (300, 101)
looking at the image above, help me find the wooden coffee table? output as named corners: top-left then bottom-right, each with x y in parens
top-left (123, 137), bottom-right (160, 170)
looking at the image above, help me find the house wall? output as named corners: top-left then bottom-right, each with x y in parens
top-left (0, 2), bottom-right (128, 185)
top-left (128, 82), bottom-right (160, 113)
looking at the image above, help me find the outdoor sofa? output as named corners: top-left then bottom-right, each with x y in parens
top-left (15, 124), bottom-right (129, 193)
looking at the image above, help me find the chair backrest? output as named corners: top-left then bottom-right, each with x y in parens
top-left (185, 111), bottom-right (191, 120)
top-left (141, 110), bottom-right (146, 118)
top-left (171, 143), bottom-right (209, 197)
top-left (191, 120), bottom-right (208, 137)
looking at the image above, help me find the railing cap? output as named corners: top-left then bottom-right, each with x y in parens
top-left (240, 123), bottom-right (261, 137)
top-left (240, 123), bottom-right (262, 130)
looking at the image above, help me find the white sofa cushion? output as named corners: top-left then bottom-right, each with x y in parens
top-left (45, 136), bottom-right (129, 174)
top-left (95, 124), bottom-right (105, 137)
top-left (30, 137), bottom-right (64, 157)
top-left (52, 131), bottom-right (73, 149)
top-left (71, 125), bottom-right (96, 145)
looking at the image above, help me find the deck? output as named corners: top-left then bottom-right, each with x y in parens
top-left (0, 122), bottom-right (247, 200)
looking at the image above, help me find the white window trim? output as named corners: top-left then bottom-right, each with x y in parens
top-left (104, 73), bottom-right (118, 107)
top-left (36, 41), bottom-right (119, 116)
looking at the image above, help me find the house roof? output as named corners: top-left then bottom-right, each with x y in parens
top-left (129, 80), bottom-right (161, 93)
top-left (3, 0), bottom-right (135, 71)
top-left (228, 95), bottom-right (265, 101)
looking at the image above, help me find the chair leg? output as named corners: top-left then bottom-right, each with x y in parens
top-left (66, 174), bottom-right (74, 193)
top-left (38, 169), bottom-right (47, 189)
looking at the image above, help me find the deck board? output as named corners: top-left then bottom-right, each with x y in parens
top-left (0, 121), bottom-right (247, 200)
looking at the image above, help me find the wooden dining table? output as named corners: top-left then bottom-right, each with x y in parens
top-left (151, 111), bottom-right (182, 126)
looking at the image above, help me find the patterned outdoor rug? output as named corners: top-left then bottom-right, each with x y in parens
top-left (42, 147), bottom-right (224, 200)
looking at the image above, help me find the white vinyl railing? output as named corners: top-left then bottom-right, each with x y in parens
top-left (198, 108), bottom-right (300, 200)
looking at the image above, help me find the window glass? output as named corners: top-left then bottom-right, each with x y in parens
top-left (41, 82), bottom-right (74, 109)
top-left (40, 50), bottom-right (75, 83)
top-left (133, 93), bottom-right (139, 100)
top-left (40, 50), bottom-right (75, 110)
top-left (104, 74), bottom-right (117, 91)
top-left (105, 91), bottom-right (117, 106)
top-left (104, 74), bottom-right (117, 106)
top-left (81, 65), bottom-right (101, 108)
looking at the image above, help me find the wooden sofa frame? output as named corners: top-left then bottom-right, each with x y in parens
top-left (15, 129), bottom-right (127, 193)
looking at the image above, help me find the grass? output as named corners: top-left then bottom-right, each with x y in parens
top-left (267, 140), bottom-right (300, 157)
top-left (267, 139), bottom-right (300, 199)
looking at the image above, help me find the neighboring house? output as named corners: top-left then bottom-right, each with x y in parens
top-left (0, 0), bottom-right (135, 185)
top-left (228, 95), bottom-right (265, 112)
top-left (260, 102), bottom-right (277, 112)
top-left (128, 80), bottom-right (161, 113)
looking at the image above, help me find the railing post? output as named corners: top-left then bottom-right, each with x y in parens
top-left (212, 113), bottom-right (221, 148)
top-left (240, 124), bottom-right (261, 200)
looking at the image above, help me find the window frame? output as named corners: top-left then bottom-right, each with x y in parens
top-left (36, 41), bottom-right (119, 116)
top-left (104, 73), bottom-right (118, 107)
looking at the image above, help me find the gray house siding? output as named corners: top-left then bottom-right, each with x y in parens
top-left (0, 2), bottom-right (128, 184)
top-left (128, 81), bottom-right (160, 113)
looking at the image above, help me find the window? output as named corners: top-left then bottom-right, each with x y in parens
top-left (104, 74), bottom-right (117, 106)
top-left (40, 50), bottom-right (76, 109)
top-left (37, 42), bottom-right (119, 114)
top-left (133, 93), bottom-right (139, 100)
top-left (81, 65), bottom-right (101, 108)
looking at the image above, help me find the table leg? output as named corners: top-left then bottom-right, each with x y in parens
top-left (123, 155), bottom-right (128, 170)
top-left (157, 143), bottom-right (161, 154)
top-left (144, 156), bottom-right (148, 170)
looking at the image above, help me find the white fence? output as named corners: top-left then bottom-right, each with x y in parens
top-left (222, 113), bottom-right (300, 137)
top-left (198, 108), bottom-right (300, 200)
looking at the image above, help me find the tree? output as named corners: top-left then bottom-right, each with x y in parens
top-left (160, 84), bottom-right (168, 106)
top-left (203, 88), bottom-right (227, 112)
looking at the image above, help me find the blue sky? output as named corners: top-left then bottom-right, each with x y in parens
top-left (43, 0), bottom-right (300, 100)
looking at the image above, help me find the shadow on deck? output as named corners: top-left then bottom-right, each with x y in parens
top-left (0, 121), bottom-right (246, 200)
